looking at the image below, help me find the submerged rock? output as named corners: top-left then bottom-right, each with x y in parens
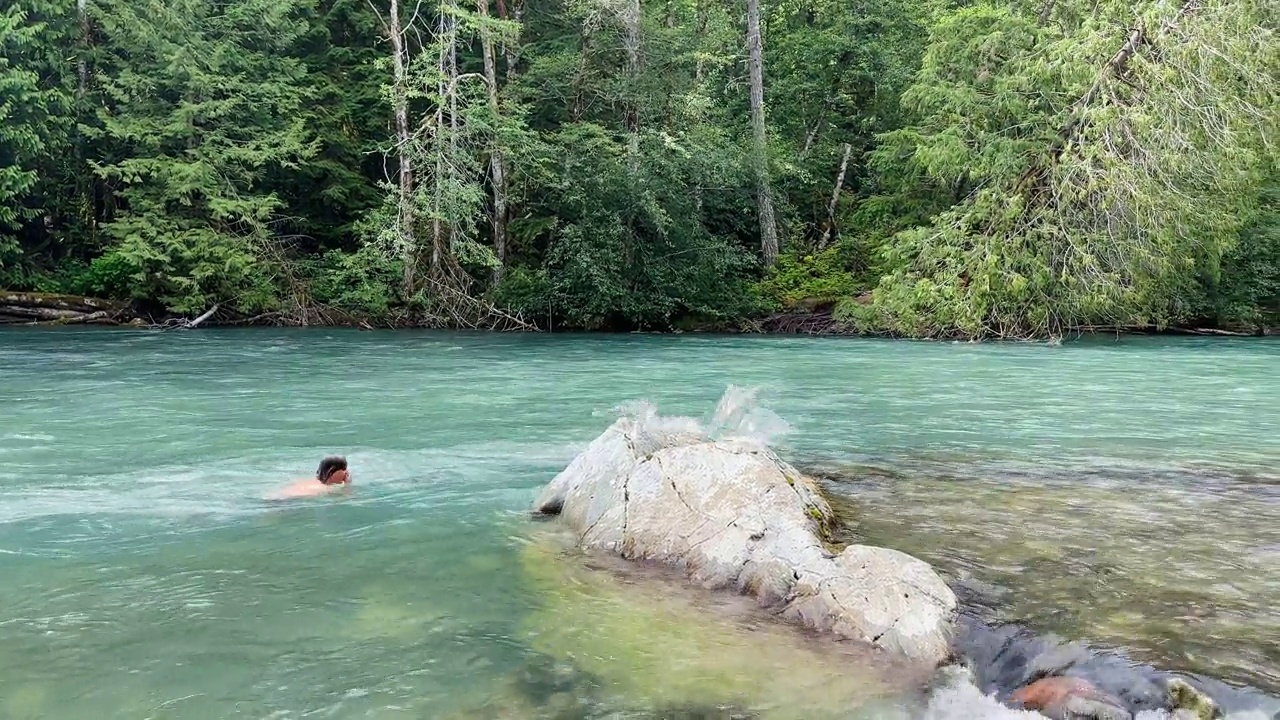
top-left (515, 529), bottom-right (930, 718)
top-left (531, 415), bottom-right (958, 665)
top-left (1009, 676), bottom-right (1132, 720)
top-left (957, 617), bottom-right (1280, 720)
top-left (1167, 678), bottom-right (1223, 720)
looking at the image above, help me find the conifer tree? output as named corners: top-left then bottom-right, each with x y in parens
top-left (87, 0), bottom-right (317, 312)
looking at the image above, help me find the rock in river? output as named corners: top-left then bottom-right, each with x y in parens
top-left (532, 414), bottom-right (959, 665)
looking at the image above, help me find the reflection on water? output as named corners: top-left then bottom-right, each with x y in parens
top-left (0, 329), bottom-right (1276, 718)
top-left (810, 460), bottom-right (1280, 693)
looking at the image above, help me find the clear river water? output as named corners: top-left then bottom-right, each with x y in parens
top-left (0, 328), bottom-right (1276, 719)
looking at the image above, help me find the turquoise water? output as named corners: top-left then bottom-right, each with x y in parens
top-left (0, 329), bottom-right (1277, 718)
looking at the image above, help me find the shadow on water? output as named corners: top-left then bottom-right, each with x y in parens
top-left (802, 456), bottom-right (1280, 705)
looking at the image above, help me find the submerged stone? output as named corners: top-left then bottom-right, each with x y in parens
top-left (1009, 676), bottom-right (1132, 720)
top-left (515, 530), bottom-right (930, 719)
top-left (1167, 678), bottom-right (1223, 720)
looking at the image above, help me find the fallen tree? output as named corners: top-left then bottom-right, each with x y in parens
top-left (0, 291), bottom-right (133, 325)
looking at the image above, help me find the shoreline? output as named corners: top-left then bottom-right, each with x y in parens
top-left (3, 291), bottom-right (1275, 338)
top-left (4, 316), bottom-right (1275, 340)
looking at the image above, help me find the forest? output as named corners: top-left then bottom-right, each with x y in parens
top-left (1, 0), bottom-right (1276, 338)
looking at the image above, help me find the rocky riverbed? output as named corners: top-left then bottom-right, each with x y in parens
top-left (517, 388), bottom-right (1280, 720)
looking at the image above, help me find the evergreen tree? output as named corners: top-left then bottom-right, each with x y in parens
top-left (269, 0), bottom-right (388, 251)
top-left (850, 0), bottom-right (1279, 338)
top-left (1, 0), bottom-right (1274, 333)
top-left (0, 2), bottom-right (73, 282)
top-left (86, 0), bottom-right (317, 313)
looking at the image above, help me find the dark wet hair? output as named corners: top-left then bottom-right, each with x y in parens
top-left (316, 456), bottom-right (348, 484)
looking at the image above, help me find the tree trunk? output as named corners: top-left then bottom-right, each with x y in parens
top-left (621, 0), bottom-right (642, 138)
top-left (746, 0), bottom-right (779, 265)
top-left (478, 0), bottom-right (509, 284)
top-left (77, 0), bottom-right (89, 98)
top-left (800, 116), bottom-right (822, 158)
top-left (0, 291), bottom-right (124, 314)
top-left (0, 291), bottom-right (128, 325)
top-left (694, 0), bottom-right (708, 83)
top-left (388, 0), bottom-right (417, 295)
top-left (571, 29), bottom-right (589, 121)
top-left (494, 0), bottom-right (517, 74)
top-left (432, 6), bottom-right (450, 273)
top-left (818, 143), bottom-right (852, 249)
top-left (1017, 0), bottom-right (1197, 196)
top-left (1037, 0), bottom-right (1056, 25)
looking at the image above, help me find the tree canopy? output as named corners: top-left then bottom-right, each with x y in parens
top-left (1, 0), bottom-right (1275, 336)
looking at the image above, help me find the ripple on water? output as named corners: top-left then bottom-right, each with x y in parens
top-left (812, 459), bottom-right (1280, 693)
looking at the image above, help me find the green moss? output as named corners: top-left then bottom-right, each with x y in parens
top-left (1167, 678), bottom-right (1222, 720)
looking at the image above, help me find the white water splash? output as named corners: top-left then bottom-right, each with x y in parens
top-left (707, 385), bottom-right (793, 445)
top-left (614, 385), bottom-right (793, 452)
top-left (918, 667), bottom-right (1043, 720)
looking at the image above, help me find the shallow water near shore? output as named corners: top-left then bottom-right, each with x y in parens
top-left (0, 328), bottom-right (1276, 718)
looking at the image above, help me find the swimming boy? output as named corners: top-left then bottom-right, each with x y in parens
top-left (267, 456), bottom-right (351, 499)
top-left (316, 456), bottom-right (350, 486)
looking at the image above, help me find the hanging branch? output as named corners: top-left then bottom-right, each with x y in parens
top-left (1017, 0), bottom-right (1201, 197)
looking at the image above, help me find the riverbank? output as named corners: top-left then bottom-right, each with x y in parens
top-left (4, 290), bottom-right (1276, 339)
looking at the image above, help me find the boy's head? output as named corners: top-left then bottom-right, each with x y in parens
top-left (317, 456), bottom-right (348, 484)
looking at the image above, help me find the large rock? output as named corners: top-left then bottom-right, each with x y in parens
top-left (532, 416), bottom-right (959, 665)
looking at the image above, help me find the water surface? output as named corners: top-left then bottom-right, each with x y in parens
top-left (0, 329), bottom-right (1276, 718)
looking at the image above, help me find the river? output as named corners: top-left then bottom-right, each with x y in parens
top-left (0, 328), bottom-right (1276, 719)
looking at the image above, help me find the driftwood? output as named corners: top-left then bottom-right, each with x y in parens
top-left (1073, 324), bottom-right (1265, 338)
top-left (186, 304), bottom-right (219, 328)
top-left (0, 291), bottom-right (123, 313)
top-left (761, 309), bottom-right (851, 335)
top-left (148, 303), bottom-right (221, 331)
top-left (0, 291), bottom-right (129, 325)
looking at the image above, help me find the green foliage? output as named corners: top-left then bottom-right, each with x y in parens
top-left (86, 0), bottom-right (317, 313)
top-left (269, 0), bottom-right (389, 248)
top-left (77, 252), bottom-right (139, 298)
top-left (756, 246), bottom-right (862, 309)
top-left (492, 266), bottom-right (553, 319)
top-left (505, 123), bottom-right (759, 330)
top-left (859, 0), bottom-right (1278, 338)
top-left (1, 0), bottom-right (1275, 334)
top-left (309, 246), bottom-right (404, 315)
top-left (1189, 181), bottom-right (1280, 329)
top-left (0, 3), bottom-right (69, 273)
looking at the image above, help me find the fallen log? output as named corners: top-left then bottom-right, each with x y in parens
top-left (0, 305), bottom-right (86, 321)
top-left (58, 310), bottom-right (114, 325)
top-left (0, 290), bottom-right (133, 326)
top-left (153, 303), bottom-right (220, 331)
top-left (186, 304), bottom-right (218, 329)
top-left (0, 291), bottom-right (125, 315)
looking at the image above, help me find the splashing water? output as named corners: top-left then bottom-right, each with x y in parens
top-left (612, 384), bottom-right (794, 452)
top-left (707, 384), bottom-right (794, 444)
